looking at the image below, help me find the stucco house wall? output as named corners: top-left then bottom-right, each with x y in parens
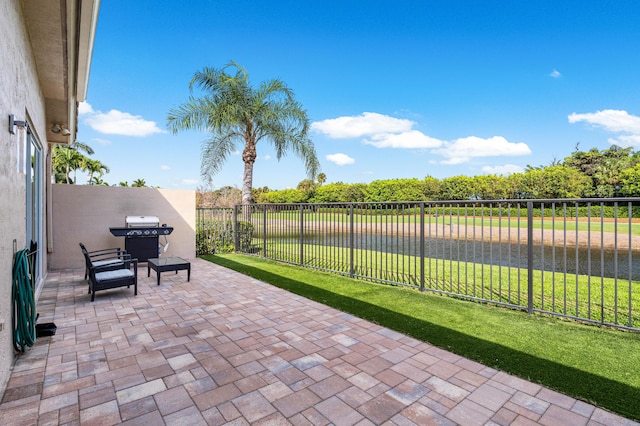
top-left (0, 0), bottom-right (50, 396)
top-left (1, 0), bottom-right (100, 398)
top-left (49, 185), bottom-right (196, 270)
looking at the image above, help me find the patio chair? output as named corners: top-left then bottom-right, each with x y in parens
top-left (81, 245), bottom-right (138, 301)
top-left (79, 243), bottom-right (129, 281)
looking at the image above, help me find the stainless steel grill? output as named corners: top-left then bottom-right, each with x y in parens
top-left (126, 215), bottom-right (160, 228)
top-left (110, 216), bottom-right (173, 262)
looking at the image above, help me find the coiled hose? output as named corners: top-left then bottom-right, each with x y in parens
top-left (12, 249), bottom-right (36, 352)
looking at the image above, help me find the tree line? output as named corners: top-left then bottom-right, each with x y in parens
top-left (51, 143), bottom-right (150, 187)
top-left (244, 145), bottom-right (640, 205)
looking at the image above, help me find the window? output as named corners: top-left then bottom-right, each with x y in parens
top-left (25, 126), bottom-right (43, 290)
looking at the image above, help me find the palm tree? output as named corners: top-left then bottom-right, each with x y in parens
top-left (51, 145), bottom-right (82, 183)
top-left (85, 159), bottom-right (110, 185)
top-left (132, 178), bottom-right (147, 188)
top-left (90, 176), bottom-right (108, 186)
top-left (317, 173), bottom-right (327, 186)
top-left (167, 61), bottom-right (320, 205)
top-left (51, 142), bottom-right (96, 184)
top-left (68, 142), bottom-right (94, 184)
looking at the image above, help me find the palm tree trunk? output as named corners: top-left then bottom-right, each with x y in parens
top-left (241, 136), bottom-right (256, 206)
top-left (242, 159), bottom-right (254, 205)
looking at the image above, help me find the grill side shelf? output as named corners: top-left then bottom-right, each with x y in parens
top-left (109, 227), bottom-right (174, 237)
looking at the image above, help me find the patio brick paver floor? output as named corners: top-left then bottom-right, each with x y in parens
top-left (1, 258), bottom-right (638, 425)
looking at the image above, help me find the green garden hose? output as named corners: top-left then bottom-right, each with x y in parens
top-left (12, 249), bottom-right (36, 352)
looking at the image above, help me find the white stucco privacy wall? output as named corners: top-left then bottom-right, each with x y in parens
top-left (49, 185), bottom-right (196, 270)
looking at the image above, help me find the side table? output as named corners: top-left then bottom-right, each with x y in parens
top-left (147, 257), bottom-right (191, 286)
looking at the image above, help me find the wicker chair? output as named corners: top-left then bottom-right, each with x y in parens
top-left (80, 243), bottom-right (138, 301)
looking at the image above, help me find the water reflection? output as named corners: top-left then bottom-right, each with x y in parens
top-left (292, 233), bottom-right (639, 281)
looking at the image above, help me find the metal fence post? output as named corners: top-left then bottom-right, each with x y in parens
top-left (349, 204), bottom-right (355, 278)
top-left (263, 205), bottom-right (267, 257)
top-left (233, 204), bottom-right (239, 252)
top-left (527, 201), bottom-right (534, 314)
top-left (420, 202), bottom-right (425, 292)
top-left (299, 204), bottom-right (304, 265)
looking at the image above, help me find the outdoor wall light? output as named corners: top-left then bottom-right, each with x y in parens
top-left (8, 114), bottom-right (26, 134)
top-left (51, 123), bottom-right (71, 136)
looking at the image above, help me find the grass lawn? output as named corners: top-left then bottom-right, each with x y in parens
top-left (255, 241), bottom-right (640, 329)
top-left (252, 210), bottom-right (640, 235)
top-left (203, 253), bottom-right (640, 421)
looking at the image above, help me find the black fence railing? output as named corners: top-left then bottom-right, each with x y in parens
top-left (197, 199), bottom-right (640, 332)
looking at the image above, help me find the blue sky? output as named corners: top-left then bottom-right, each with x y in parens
top-left (77, 0), bottom-right (640, 190)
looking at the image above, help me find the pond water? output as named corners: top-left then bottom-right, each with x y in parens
top-left (290, 232), bottom-right (639, 281)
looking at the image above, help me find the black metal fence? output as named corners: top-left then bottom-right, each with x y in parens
top-left (198, 199), bottom-right (640, 331)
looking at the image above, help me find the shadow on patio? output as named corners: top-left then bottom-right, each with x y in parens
top-left (0, 258), bottom-right (636, 425)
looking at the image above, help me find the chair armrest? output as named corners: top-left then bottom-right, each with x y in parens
top-left (87, 249), bottom-right (127, 262)
top-left (91, 253), bottom-right (132, 273)
top-left (87, 247), bottom-right (125, 256)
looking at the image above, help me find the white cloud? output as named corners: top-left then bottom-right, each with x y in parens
top-left (611, 134), bottom-right (640, 147)
top-left (160, 165), bottom-right (171, 171)
top-left (549, 69), bottom-right (561, 78)
top-left (363, 130), bottom-right (443, 149)
top-left (326, 153), bottom-right (355, 165)
top-left (482, 164), bottom-right (524, 175)
top-left (182, 179), bottom-right (198, 185)
top-left (79, 102), bottom-right (94, 115)
top-left (92, 138), bottom-right (112, 146)
top-left (80, 102), bottom-right (164, 137)
top-left (569, 109), bottom-right (640, 147)
top-left (314, 111), bottom-right (531, 165)
top-left (260, 155), bottom-right (272, 160)
top-left (433, 136), bottom-right (532, 165)
top-left (569, 109), bottom-right (640, 134)
top-left (311, 112), bottom-right (414, 138)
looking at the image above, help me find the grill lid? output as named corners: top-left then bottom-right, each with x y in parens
top-left (125, 215), bottom-right (160, 227)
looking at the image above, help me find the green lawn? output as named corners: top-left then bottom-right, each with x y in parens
top-left (248, 210), bottom-right (640, 235)
top-left (253, 241), bottom-right (640, 329)
top-left (203, 253), bottom-right (640, 421)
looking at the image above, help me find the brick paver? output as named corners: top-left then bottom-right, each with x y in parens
top-left (0, 259), bottom-right (637, 425)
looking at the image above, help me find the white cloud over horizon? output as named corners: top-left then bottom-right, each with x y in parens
top-left (481, 164), bottom-right (524, 175)
top-left (313, 112), bottom-right (531, 165)
top-left (79, 102), bottom-right (164, 137)
top-left (182, 179), bottom-right (198, 185)
top-left (92, 138), bottom-right (112, 146)
top-left (549, 69), bottom-right (561, 78)
top-left (311, 112), bottom-right (414, 138)
top-left (569, 109), bottom-right (640, 148)
top-left (363, 130), bottom-right (443, 149)
top-left (326, 153), bottom-right (355, 165)
top-left (434, 136), bottom-right (532, 165)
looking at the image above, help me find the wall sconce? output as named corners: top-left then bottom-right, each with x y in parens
top-left (51, 122), bottom-right (71, 136)
top-left (8, 114), bottom-right (27, 134)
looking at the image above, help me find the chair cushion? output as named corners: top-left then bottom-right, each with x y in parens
top-left (96, 269), bottom-right (134, 281)
top-left (93, 259), bottom-right (123, 268)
